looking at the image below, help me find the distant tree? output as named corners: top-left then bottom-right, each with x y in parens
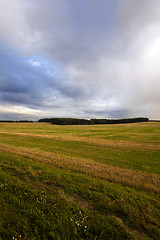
top-left (91, 117), bottom-right (149, 124)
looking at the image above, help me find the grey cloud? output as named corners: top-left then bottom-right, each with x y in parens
top-left (0, 0), bottom-right (160, 120)
top-left (0, 43), bottom-right (94, 109)
top-left (0, 46), bottom-right (56, 107)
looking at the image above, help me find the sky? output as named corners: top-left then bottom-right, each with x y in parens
top-left (0, 0), bottom-right (160, 121)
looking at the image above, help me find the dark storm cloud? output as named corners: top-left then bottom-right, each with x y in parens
top-left (0, 0), bottom-right (160, 120)
top-left (0, 43), bottom-right (93, 111)
top-left (0, 45), bottom-right (52, 106)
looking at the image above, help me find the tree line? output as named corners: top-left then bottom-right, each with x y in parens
top-left (38, 117), bottom-right (149, 125)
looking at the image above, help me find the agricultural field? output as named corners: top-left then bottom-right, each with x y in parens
top-left (0, 122), bottom-right (160, 240)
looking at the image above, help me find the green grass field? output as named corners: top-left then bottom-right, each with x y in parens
top-left (0, 122), bottom-right (160, 240)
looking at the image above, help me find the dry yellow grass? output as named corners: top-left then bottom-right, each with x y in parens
top-left (0, 131), bottom-right (160, 151)
top-left (1, 123), bottom-right (159, 240)
top-left (0, 143), bottom-right (159, 193)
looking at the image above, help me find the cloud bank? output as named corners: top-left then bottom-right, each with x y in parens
top-left (0, 0), bottom-right (160, 120)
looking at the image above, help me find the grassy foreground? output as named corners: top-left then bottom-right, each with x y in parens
top-left (0, 122), bottom-right (160, 240)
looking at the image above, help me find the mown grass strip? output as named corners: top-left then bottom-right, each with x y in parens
top-left (0, 132), bottom-right (160, 175)
top-left (1, 150), bottom-right (159, 240)
top-left (0, 131), bottom-right (160, 150)
top-left (0, 122), bottom-right (160, 239)
top-left (0, 143), bottom-right (159, 193)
